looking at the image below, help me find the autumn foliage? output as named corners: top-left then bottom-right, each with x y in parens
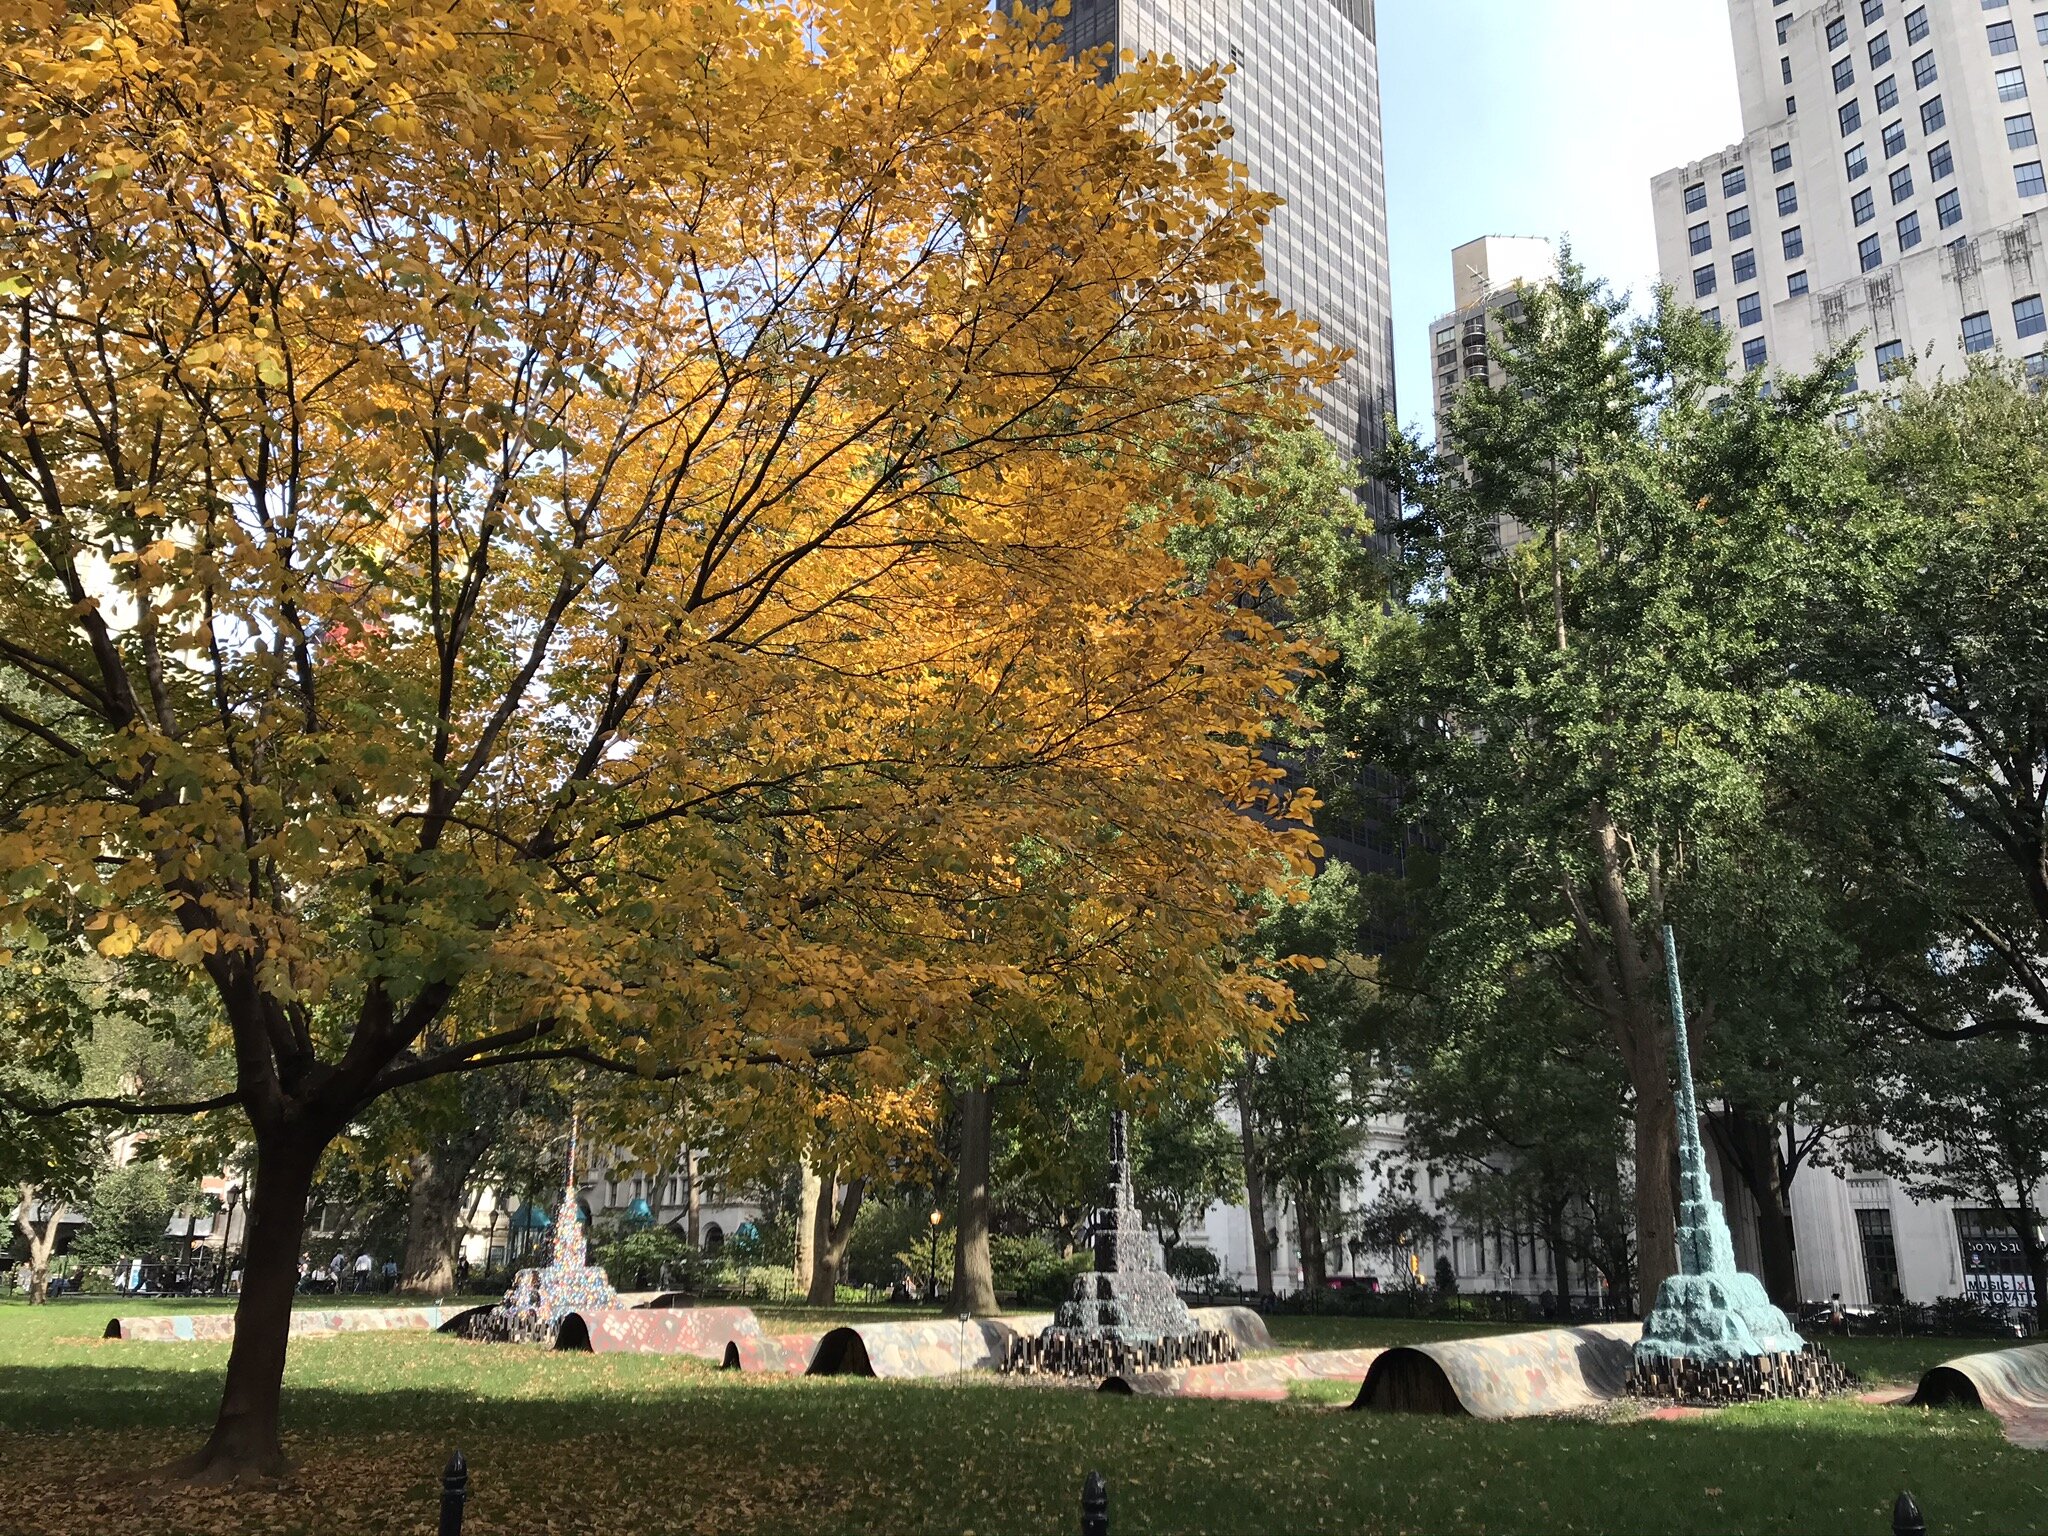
top-left (0, 0), bottom-right (1328, 1475)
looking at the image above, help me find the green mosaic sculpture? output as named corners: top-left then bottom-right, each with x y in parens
top-left (1634, 925), bottom-right (1807, 1367)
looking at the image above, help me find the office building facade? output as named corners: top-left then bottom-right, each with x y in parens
top-left (1652, 0), bottom-right (2048, 393)
top-left (1052, 0), bottom-right (1398, 510)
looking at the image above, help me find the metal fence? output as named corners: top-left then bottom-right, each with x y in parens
top-left (431, 1457), bottom-right (1933, 1535)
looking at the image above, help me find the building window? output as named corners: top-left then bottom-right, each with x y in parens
top-left (1938, 187), bottom-right (1964, 225)
top-left (2019, 160), bottom-right (2048, 197)
top-left (1780, 15), bottom-right (1793, 44)
top-left (2010, 113), bottom-right (2040, 149)
top-left (1931, 141), bottom-right (1955, 179)
top-left (1857, 1209), bottom-right (1903, 1304)
top-left (1732, 248), bottom-right (1757, 283)
top-left (1776, 182), bottom-right (1799, 216)
top-left (1922, 94), bottom-right (1947, 132)
top-left (1828, 15), bottom-right (1850, 49)
top-left (2016, 294), bottom-right (2047, 338)
top-left (1841, 98), bottom-right (1864, 135)
top-left (1847, 142), bottom-right (1870, 179)
top-left (1723, 166), bottom-right (1747, 198)
top-left (1685, 181), bottom-right (1707, 214)
top-left (1788, 94), bottom-right (1799, 116)
top-left (1865, 0), bottom-right (1887, 18)
top-left (1962, 310), bottom-right (1996, 352)
top-left (2028, 352), bottom-right (2048, 388)
top-left (1860, 232), bottom-right (1885, 269)
top-left (1783, 54), bottom-right (1795, 85)
top-left (1738, 293), bottom-right (1764, 327)
top-left (1700, 306), bottom-right (1722, 328)
top-left (1989, 18), bottom-right (2019, 51)
top-left (1773, 143), bottom-right (1794, 173)
top-left (1783, 224), bottom-right (1805, 257)
top-left (1907, 6), bottom-right (1929, 41)
top-left (1890, 165), bottom-right (1915, 202)
top-left (1728, 205), bottom-right (1752, 238)
top-left (1789, 269), bottom-right (1810, 296)
top-left (1835, 56), bottom-right (1859, 92)
top-left (1912, 51), bottom-right (1937, 88)
top-left (2038, 9), bottom-right (2048, 44)
top-left (1997, 66), bottom-right (2029, 100)
top-left (1853, 187), bottom-right (1877, 224)
top-left (1872, 30), bottom-right (1895, 67)
top-left (1694, 264), bottom-right (1719, 298)
top-left (1898, 210), bottom-right (1924, 248)
top-left (1876, 338), bottom-right (1909, 376)
top-left (1690, 221), bottom-right (1714, 254)
top-left (1884, 119), bottom-right (1909, 157)
top-left (1878, 74), bottom-right (1902, 112)
top-left (1743, 337), bottom-right (1769, 371)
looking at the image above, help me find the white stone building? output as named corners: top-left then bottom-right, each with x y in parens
top-left (1186, 1109), bottom-right (2036, 1312)
top-left (1651, 0), bottom-right (2048, 393)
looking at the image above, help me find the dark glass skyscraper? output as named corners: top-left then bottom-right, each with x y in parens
top-left (1053, 0), bottom-right (1396, 509)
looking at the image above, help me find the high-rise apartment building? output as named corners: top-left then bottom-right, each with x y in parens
top-left (1427, 236), bottom-right (1558, 443)
top-left (1652, 0), bottom-right (2048, 393)
top-left (1050, 1), bottom-right (1398, 513)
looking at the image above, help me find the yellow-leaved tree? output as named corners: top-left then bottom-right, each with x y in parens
top-left (0, 0), bottom-right (1329, 1478)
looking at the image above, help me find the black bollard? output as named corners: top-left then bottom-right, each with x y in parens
top-left (1893, 1491), bottom-right (1927, 1536)
top-left (439, 1450), bottom-right (469, 1536)
top-left (1081, 1470), bottom-right (1109, 1536)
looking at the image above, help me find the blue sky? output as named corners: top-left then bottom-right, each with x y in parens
top-left (1379, 2), bottom-right (1744, 438)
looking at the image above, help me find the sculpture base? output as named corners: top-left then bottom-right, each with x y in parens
top-left (1636, 1269), bottom-right (1807, 1364)
top-left (1627, 1343), bottom-right (1853, 1406)
top-left (1002, 1327), bottom-right (1239, 1379)
top-left (475, 1263), bottom-right (618, 1344)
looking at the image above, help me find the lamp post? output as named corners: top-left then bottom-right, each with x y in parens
top-left (927, 1209), bottom-right (943, 1308)
top-left (223, 1183), bottom-right (243, 1293)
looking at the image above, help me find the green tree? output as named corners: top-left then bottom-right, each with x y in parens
top-left (1133, 1085), bottom-right (1240, 1265)
top-left (1817, 364), bottom-right (2048, 1043)
top-left (1359, 255), bottom-right (1865, 1306)
top-left (68, 1163), bottom-right (193, 1277)
top-left (1236, 864), bottom-right (1376, 1292)
top-left (1860, 1030), bottom-right (2048, 1313)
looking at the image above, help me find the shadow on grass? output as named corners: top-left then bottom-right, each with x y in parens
top-left (3, 1330), bottom-right (2046, 1535)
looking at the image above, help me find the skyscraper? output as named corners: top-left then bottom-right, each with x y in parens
top-left (1052, 1), bottom-right (1398, 511)
top-left (1652, 0), bottom-right (2048, 394)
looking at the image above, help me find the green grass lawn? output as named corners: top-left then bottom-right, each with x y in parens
top-left (1, 1298), bottom-right (2041, 1535)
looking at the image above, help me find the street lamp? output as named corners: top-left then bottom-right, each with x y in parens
top-left (223, 1183), bottom-right (243, 1293)
top-left (927, 1209), bottom-right (943, 1307)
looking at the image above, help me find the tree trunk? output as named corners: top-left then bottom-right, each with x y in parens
top-left (398, 1146), bottom-right (471, 1295)
top-left (1235, 1087), bottom-right (1274, 1295)
top-left (13, 1185), bottom-right (62, 1305)
top-left (1629, 1079), bottom-right (1676, 1315)
top-left (951, 1085), bottom-right (998, 1316)
top-left (1708, 1106), bottom-right (1801, 1307)
top-left (807, 1173), bottom-right (866, 1306)
top-left (171, 1130), bottom-right (322, 1482)
top-left (1294, 1183), bottom-right (1327, 1292)
top-left (793, 1160), bottom-right (821, 1296)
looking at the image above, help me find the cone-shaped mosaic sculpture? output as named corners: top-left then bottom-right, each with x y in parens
top-left (1005, 1110), bottom-right (1239, 1377)
top-left (484, 1111), bottom-right (619, 1343)
top-left (1629, 927), bottom-right (1850, 1402)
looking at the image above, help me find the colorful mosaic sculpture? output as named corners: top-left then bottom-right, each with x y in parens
top-left (477, 1113), bottom-right (618, 1344)
top-left (1006, 1110), bottom-right (1238, 1378)
top-left (1629, 927), bottom-right (1850, 1404)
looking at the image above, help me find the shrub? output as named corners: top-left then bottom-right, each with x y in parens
top-left (591, 1227), bottom-right (690, 1290)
